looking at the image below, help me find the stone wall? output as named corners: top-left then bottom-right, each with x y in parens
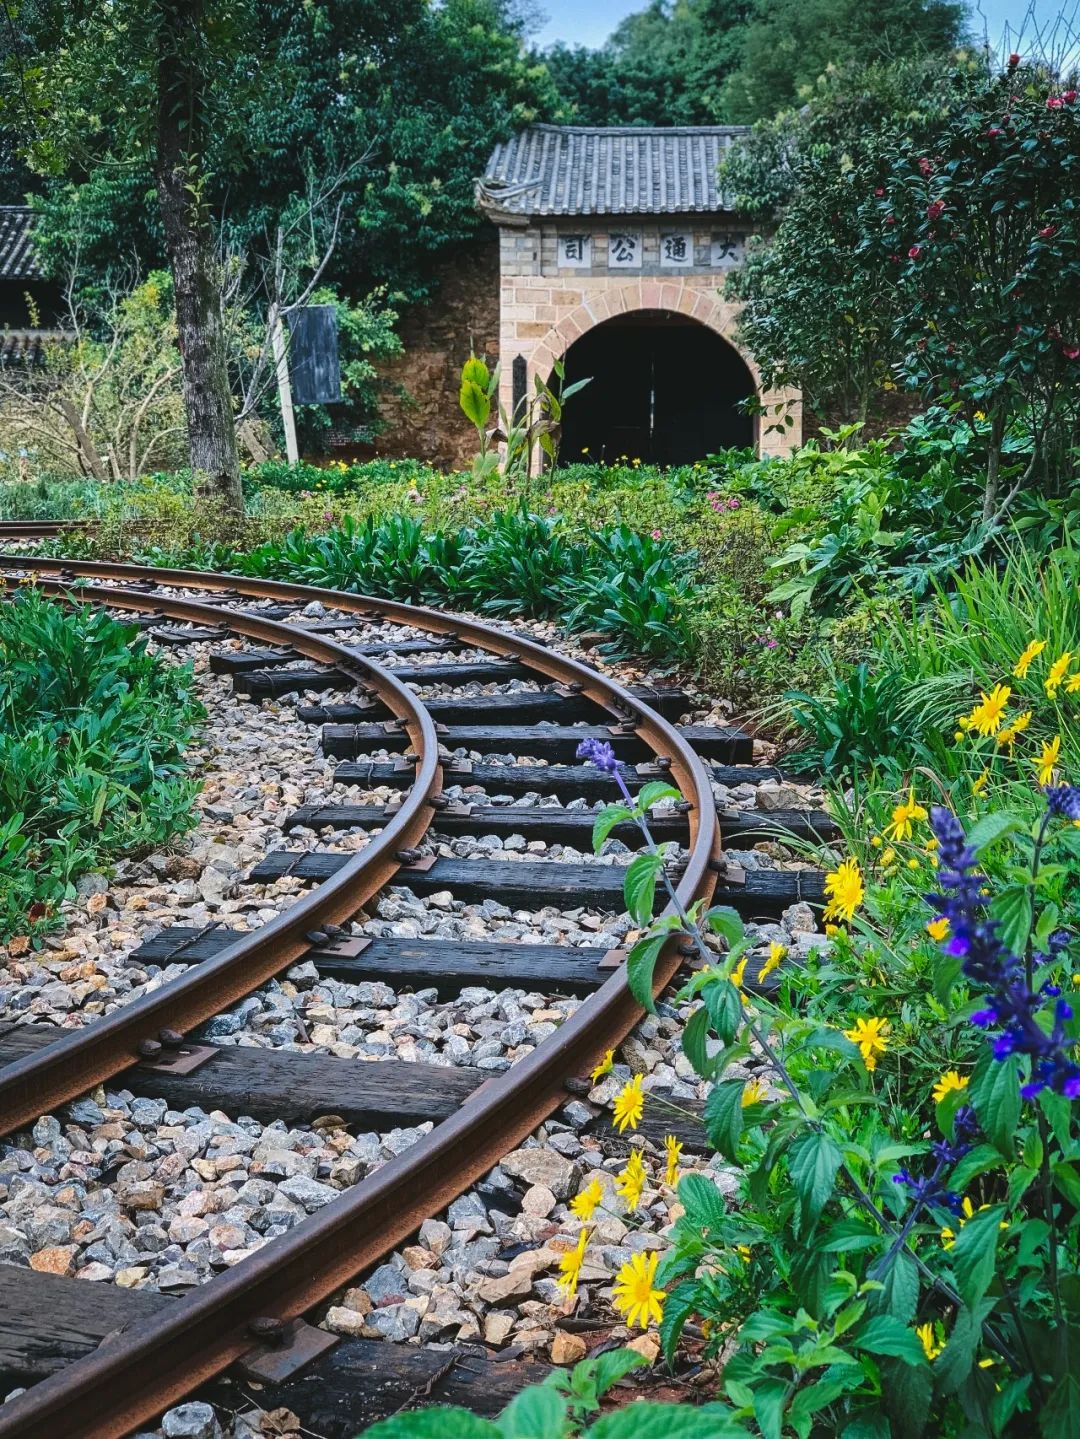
top-left (373, 231), bottom-right (500, 472)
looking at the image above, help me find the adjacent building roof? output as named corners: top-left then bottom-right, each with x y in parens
top-left (478, 124), bottom-right (746, 219)
top-left (0, 207), bottom-right (42, 281)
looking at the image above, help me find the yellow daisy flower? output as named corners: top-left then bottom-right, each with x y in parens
top-left (742, 1076), bottom-right (768, 1107)
top-left (1013, 638), bottom-right (1046, 679)
top-left (730, 957), bottom-right (748, 989)
top-left (757, 941), bottom-right (787, 984)
top-left (664, 1134), bottom-right (683, 1187)
top-left (972, 769), bottom-right (990, 796)
top-left (590, 1049), bottom-right (614, 1085)
top-left (611, 1251), bottom-right (666, 1330)
top-left (926, 917), bottom-right (950, 942)
top-left (557, 1226), bottom-right (590, 1300)
top-left (823, 858), bottom-right (864, 925)
top-left (883, 787), bottom-right (928, 842)
top-left (570, 1179), bottom-right (604, 1221)
top-left (932, 1070), bottom-right (969, 1105)
top-left (1067, 673), bottom-right (1080, 694)
top-left (615, 1148), bottom-right (647, 1210)
top-left (843, 1016), bottom-right (890, 1071)
top-left (996, 710), bottom-right (1032, 749)
top-left (612, 1074), bottom-right (645, 1134)
top-left (1046, 652), bottom-right (1073, 698)
top-left (917, 1322), bottom-right (944, 1361)
top-left (1032, 734), bottom-right (1061, 785)
top-left (966, 683), bottom-right (1011, 736)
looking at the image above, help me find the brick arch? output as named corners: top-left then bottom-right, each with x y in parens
top-left (527, 279), bottom-right (764, 394)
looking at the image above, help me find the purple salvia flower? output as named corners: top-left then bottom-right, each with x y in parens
top-left (576, 737), bottom-right (619, 773)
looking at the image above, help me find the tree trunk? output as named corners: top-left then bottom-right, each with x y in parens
top-left (154, 0), bottom-right (242, 512)
top-left (982, 409), bottom-right (1007, 523)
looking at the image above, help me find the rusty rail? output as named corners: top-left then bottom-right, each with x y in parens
top-left (0, 555), bottom-right (722, 1439)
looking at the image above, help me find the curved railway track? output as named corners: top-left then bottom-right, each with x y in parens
top-left (0, 539), bottom-right (826, 1438)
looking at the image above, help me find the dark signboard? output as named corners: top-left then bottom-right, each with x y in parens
top-left (287, 304), bottom-right (341, 405)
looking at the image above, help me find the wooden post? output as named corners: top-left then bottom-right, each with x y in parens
top-left (270, 307), bottom-right (299, 465)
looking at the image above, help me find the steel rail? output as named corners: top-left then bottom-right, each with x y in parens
top-left (0, 520), bottom-right (81, 539)
top-left (0, 574), bottom-right (442, 1136)
top-left (0, 556), bottom-right (722, 1439)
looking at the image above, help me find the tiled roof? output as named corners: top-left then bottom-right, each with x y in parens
top-left (0, 207), bottom-right (42, 281)
top-left (478, 124), bottom-right (746, 218)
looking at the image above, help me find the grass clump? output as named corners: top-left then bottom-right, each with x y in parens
top-left (0, 587), bottom-right (204, 944)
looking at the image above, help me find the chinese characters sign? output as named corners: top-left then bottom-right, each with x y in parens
top-left (660, 232), bottom-right (693, 267)
top-left (710, 234), bottom-right (745, 268)
top-left (608, 231), bottom-right (642, 268)
top-left (558, 234), bottom-right (591, 268)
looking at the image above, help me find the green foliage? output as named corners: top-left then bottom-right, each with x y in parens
top-left (0, 586), bottom-right (203, 942)
top-left (9, 1), bottom-right (556, 313)
top-left (360, 1348), bottom-right (736, 1438)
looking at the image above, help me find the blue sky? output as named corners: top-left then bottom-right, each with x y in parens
top-left (531, 1), bottom-right (1065, 51)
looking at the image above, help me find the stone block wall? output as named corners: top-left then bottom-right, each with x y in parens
top-left (495, 218), bottom-right (801, 460)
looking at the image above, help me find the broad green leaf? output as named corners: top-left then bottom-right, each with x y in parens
top-left (461, 355), bottom-right (490, 388)
top-left (787, 1131), bottom-right (842, 1229)
top-left (752, 1377), bottom-right (790, 1439)
top-left (966, 811), bottom-right (1024, 853)
top-left (1041, 1373), bottom-right (1080, 1439)
top-left (867, 1251), bottom-right (918, 1324)
top-left (682, 1005), bottom-right (713, 1079)
top-left (636, 781), bottom-right (682, 810)
top-left (882, 1354), bottom-right (932, 1439)
top-left (1053, 1162), bottom-right (1080, 1209)
top-left (853, 1315), bottom-right (928, 1366)
top-left (948, 1143), bottom-right (1004, 1190)
top-left (704, 978), bottom-right (743, 1044)
top-left (816, 1219), bottom-right (882, 1253)
top-left (592, 803), bottom-right (634, 853)
top-left (624, 851), bottom-right (664, 924)
top-left (968, 1050), bottom-right (1021, 1157)
top-left (992, 884), bottom-right (1033, 955)
top-left (590, 1405), bottom-right (741, 1439)
top-left (590, 1349), bottom-right (647, 1398)
top-left (498, 1386), bottom-right (567, 1438)
top-left (659, 1280), bottom-right (700, 1364)
top-left (934, 1299), bottom-right (994, 1395)
top-left (840, 1411), bottom-right (892, 1439)
top-left (625, 933), bottom-right (666, 1014)
top-left (367, 1410), bottom-right (499, 1439)
top-left (459, 379), bottom-right (491, 428)
top-left (704, 905), bottom-right (744, 947)
top-left (678, 1172), bottom-right (729, 1237)
top-left (951, 1204), bottom-right (1006, 1309)
top-left (703, 1079), bottom-right (746, 1161)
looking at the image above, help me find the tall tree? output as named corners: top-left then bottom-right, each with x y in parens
top-left (154, 0), bottom-right (240, 502)
top-left (2, 0), bottom-right (251, 507)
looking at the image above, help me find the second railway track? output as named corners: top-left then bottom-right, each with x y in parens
top-left (0, 544), bottom-right (829, 1438)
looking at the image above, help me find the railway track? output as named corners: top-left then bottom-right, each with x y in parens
top-left (0, 544), bottom-right (830, 1438)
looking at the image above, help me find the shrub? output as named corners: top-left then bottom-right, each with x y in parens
top-left (0, 587), bottom-right (203, 942)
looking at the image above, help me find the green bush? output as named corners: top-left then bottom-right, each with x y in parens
top-left (0, 587), bottom-right (203, 942)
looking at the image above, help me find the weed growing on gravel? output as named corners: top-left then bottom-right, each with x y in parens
top-left (0, 585), bottom-right (203, 944)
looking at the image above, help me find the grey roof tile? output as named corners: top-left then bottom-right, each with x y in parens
top-left (0, 207), bottom-right (42, 281)
top-left (479, 125), bottom-right (745, 218)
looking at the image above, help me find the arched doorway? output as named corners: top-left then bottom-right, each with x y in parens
top-left (557, 310), bottom-right (756, 466)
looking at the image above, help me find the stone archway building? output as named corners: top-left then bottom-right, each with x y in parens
top-left (477, 125), bottom-right (802, 462)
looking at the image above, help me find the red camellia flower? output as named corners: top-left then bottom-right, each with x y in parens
top-left (1064, 344), bottom-right (1080, 360)
top-left (1039, 224), bottom-right (1058, 239)
top-left (1008, 52), bottom-right (1020, 67)
top-left (874, 187), bottom-right (885, 197)
top-left (917, 157), bottom-right (932, 176)
top-left (1064, 90), bottom-right (1078, 103)
top-left (927, 200), bottom-right (945, 220)
top-left (1047, 96), bottom-right (1064, 110)
top-left (985, 127), bottom-right (1002, 138)
top-left (884, 214), bottom-right (895, 226)
top-left (908, 245), bottom-right (922, 259)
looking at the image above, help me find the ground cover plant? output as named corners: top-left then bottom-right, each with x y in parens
top-left (0, 586), bottom-right (203, 944)
top-left (375, 707), bottom-right (1080, 1436)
